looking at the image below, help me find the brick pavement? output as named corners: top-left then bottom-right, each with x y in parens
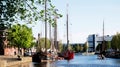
top-left (0, 55), bottom-right (32, 67)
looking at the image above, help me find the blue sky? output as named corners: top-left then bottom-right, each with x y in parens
top-left (32, 0), bottom-right (120, 43)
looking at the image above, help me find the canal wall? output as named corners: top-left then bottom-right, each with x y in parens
top-left (0, 56), bottom-right (32, 67)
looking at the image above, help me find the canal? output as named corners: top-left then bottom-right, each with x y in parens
top-left (8, 54), bottom-right (120, 67)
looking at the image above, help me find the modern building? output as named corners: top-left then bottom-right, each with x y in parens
top-left (87, 34), bottom-right (97, 52)
top-left (87, 34), bottom-right (113, 52)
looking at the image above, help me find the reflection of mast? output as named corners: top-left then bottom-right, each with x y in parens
top-left (66, 4), bottom-right (69, 49)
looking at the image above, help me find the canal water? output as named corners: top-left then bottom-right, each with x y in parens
top-left (8, 54), bottom-right (120, 67)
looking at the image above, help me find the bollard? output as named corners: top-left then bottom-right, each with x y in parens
top-left (0, 60), bottom-right (7, 67)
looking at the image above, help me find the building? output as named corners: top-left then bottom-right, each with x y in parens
top-left (0, 27), bottom-right (20, 56)
top-left (0, 25), bottom-right (24, 56)
top-left (0, 27), bottom-right (8, 55)
top-left (87, 34), bottom-right (113, 52)
top-left (87, 34), bottom-right (97, 52)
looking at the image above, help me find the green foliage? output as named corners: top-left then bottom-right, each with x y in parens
top-left (30, 41), bottom-right (36, 48)
top-left (63, 44), bottom-right (68, 51)
top-left (111, 35), bottom-right (117, 49)
top-left (105, 41), bottom-right (111, 50)
top-left (96, 44), bottom-right (100, 51)
top-left (8, 24), bottom-right (34, 48)
top-left (58, 40), bottom-right (63, 52)
top-left (71, 45), bottom-right (75, 52)
top-left (36, 37), bottom-right (50, 52)
top-left (0, 0), bottom-right (62, 27)
top-left (96, 41), bottom-right (111, 51)
top-left (71, 44), bottom-right (81, 53)
top-left (111, 32), bottom-right (120, 50)
top-left (79, 45), bottom-right (83, 52)
top-left (76, 44), bottom-right (80, 52)
top-left (83, 42), bottom-right (89, 52)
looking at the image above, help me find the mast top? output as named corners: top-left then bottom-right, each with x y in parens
top-left (66, 3), bottom-right (69, 48)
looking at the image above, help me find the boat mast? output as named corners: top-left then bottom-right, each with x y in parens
top-left (54, 15), bottom-right (58, 51)
top-left (102, 20), bottom-right (105, 52)
top-left (49, 20), bottom-right (52, 50)
top-left (66, 4), bottom-right (69, 49)
top-left (38, 33), bottom-right (41, 51)
top-left (44, 0), bottom-right (47, 53)
top-left (101, 20), bottom-right (105, 53)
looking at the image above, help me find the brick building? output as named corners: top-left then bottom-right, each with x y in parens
top-left (0, 26), bottom-right (24, 56)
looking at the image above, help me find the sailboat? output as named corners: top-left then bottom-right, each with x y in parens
top-left (97, 20), bottom-right (105, 59)
top-left (63, 4), bottom-right (74, 60)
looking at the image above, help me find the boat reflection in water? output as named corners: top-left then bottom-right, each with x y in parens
top-left (8, 55), bottom-right (120, 67)
top-left (31, 55), bottom-right (120, 67)
top-left (35, 55), bottom-right (120, 67)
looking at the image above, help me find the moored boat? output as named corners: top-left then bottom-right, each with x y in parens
top-left (63, 49), bottom-right (74, 60)
top-left (82, 52), bottom-right (95, 56)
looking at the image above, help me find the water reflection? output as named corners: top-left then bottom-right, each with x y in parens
top-left (7, 55), bottom-right (120, 67)
top-left (33, 62), bottom-right (47, 67)
top-left (32, 61), bottom-right (56, 67)
top-left (33, 62), bottom-right (50, 67)
top-left (55, 55), bottom-right (120, 65)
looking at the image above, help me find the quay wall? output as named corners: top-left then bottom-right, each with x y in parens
top-left (0, 56), bottom-right (32, 67)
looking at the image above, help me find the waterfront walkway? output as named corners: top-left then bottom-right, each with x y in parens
top-left (0, 55), bottom-right (32, 67)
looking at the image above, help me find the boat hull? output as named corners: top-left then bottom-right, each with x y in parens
top-left (64, 50), bottom-right (74, 60)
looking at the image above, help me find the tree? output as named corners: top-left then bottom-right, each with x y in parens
top-left (36, 37), bottom-right (50, 52)
top-left (72, 45), bottom-right (76, 52)
top-left (8, 24), bottom-right (34, 54)
top-left (111, 32), bottom-right (120, 51)
top-left (0, 0), bottom-right (62, 27)
top-left (76, 44), bottom-right (80, 52)
top-left (96, 44), bottom-right (101, 51)
top-left (83, 42), bottom-right (89, 52)
top-left (58, 40), bottom-right (63, 52)
top-left (79, 45), bottom-right (83, 52)
top-left (105, 41), bottom-right (111, 50)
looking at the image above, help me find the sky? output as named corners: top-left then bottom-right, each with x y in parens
top-left (32, 0), bottom-right (120, 43)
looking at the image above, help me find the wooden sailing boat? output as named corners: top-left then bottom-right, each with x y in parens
top-left (63, 4), bottom-right (74, 60)
top-left (98, 20), bottom-right (105, 59)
